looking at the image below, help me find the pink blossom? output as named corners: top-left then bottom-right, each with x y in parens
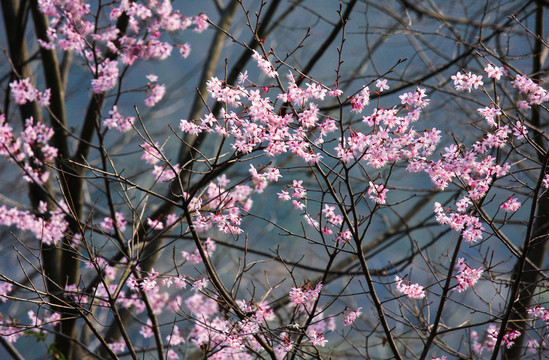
top-left (91, 59), bottom-right (119, 93)
top-left (192, 278), bottom-right (208, 292)
top-left (103, 106), bottom-right (135, 132)
top-left (145, 83), bottom-right (166, 107)
top-left (543, 174), bottom-right (549, 189)
top-left (278, 190), bottom-right (291, 201)
top-left (375, 79), bottom-right (390, 92)
top-left (500, 198), bottom-right (521, 212)
top-left (368, 181), bottom-right (388, 204)
top-left (477, 106), bottom-right (501, 127)
top-left (395, 276), bottom-right (425, 299)
top-left (307, 329), bottom-right (328, 347)
top-left (484, 64), bottom-right (506, 80)
top-left (252, 50), bottom-right (277, 78)
top-left (289, 282), bottom-right (322, 307)
top-left (152, 163), bottom-right (180, 182)
top-left (328, 88), bottom-right (343, 97)
top-left (177, 43), bottom-right (191, 58)
top-left (139, 320), bottom-right (154, 338)
top-left (237, 71), bottom-right (249, 85)
top-left (350, 86), bottom-right (370, 113)
top-left (108, 339), bottom-right (126, 353)
top-left (528, 305), bottom-right (549, 321)
top-left (344, 307), bottom-right (362, 326)
top-left (0, 205), bottom-right (67, 245)
top-left (147, 217), bottom-right (164, 230)
top-left (452, 71), bottom-right (483, 92)
top-left (192, 14), bottom-right (209, 33)
top-left (9, 78), bottom-right (50, 106)
top-left (454, 258), bottom-right (483, 292)
top-left (141, 142), bottom-right (163, 164)
top-left (167, 349), bottom-right (179, 360)
top-left (166, 325), bottom-right (185, 346)
top-left (511, 74), bottom-right (549, 105)
top-left (0, 282), bottom-right (13, 303)
top-left (527, 339), bottom-right (540, 353)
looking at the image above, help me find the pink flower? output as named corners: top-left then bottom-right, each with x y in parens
top-left (454, 258), bottom-right (483, 292)
top-left (0, 282), bottom-right (13, 303)
top-left (477, 106), bottom-right (501, 127)
top-left (500, 198), bottom-right (521, 212)
top-left (141, 142), bottom-right (162, 165)
top-left (177, 43), bottom-right (191, 58)
top-left (167, 349), bottom-right (179, 360)
top-left (543, 174), bottom-right (549, 189)
top-left (91, 59), bottom-right (119, 93)
top-left (152, 164), bottom-right (180, 182)
top-left (145, 83), bottom-right (166, 107)
top-left (395, 276), bottom-right (426, 299)
top-left (252, 50), bottom-right (277, 78)
top-left (306, 329), bottom-right (328, 347)
top-left (9, 78), bottom-right (50, 106)
top-left (484, 64), bottom-right (506, 80)
top-left (344, 307), bottom-right (362, 326)
top-left (103, 106), bottom-right (135, 132)
top-left (368, 181), bottom-right (388, 204)
top-left (139, 320), bottom-right (154, 338)
top-left (147, 217), bottom-right (164, 230)
top-left (452, 71), bottom-right (483, 92)
top-left (350, 86), bottom-right (370, 113)
top-left (192, 278), bottom-right (208, 292)
top-left (289, 282), bottom-right (322, 306)
top-left (328, 88), bottom-right (343, 97)
top-left (375, 79), bottom-right (390, 92)
top-left (107, 339), bottom-right (126, 353)
top-left (192, 14), bottom-right (209, 33)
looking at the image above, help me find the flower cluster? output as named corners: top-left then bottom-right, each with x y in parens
top-left (252, 50), bottom-right (277, 78)
top-left (36, 0), bottom-right (205, 108)
top-left (343, 307), bottom-right (362, 326)
top-left (350, 86), bottom-right (370, 113)
top-left (186, 170), bottom-right (280, 235)
top-left (395, 276), bottom-right (426, 299)
top-left (0, 310), bottom-right (61, 343)
top-left (100, 212), bottom-right (127, 232)
top-left (368, 181), bottom-right (388, 204)
top-left (528, 305), bottom-right (549, 322)
top-left (500, 197), bottom-right (521, 212)
top-left (103, 106), bottom-right (135, 132)
top-left (289, 282), bottom-right (323, 309)
top-left (451, 71), bottom-right (484, 92)
top-left (91, 58), bottom-right (119, 93)
top-left (472, 325), bottom-right (521, 354)
top-left (512, 74), bottom-right (549, 107)
top-left (454, 258), bottom-right (483, 292)
top-left (144, 75), bottom-right (166, 107)
top-left (433, 202), bottom-right (484, 243)
top-left (181, 238), bottom-right (216, 264)
top-left (9, 78), bottom-right (51, 106)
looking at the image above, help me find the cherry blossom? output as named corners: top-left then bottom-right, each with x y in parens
top-left (484, 64), bottom-right (506, 80)
top-left (368, 181), bottom-right (388, 204)
top-left (454, 258), bottom-right (483, 292)
top-left (91, 59), bottom-right (119, 93)
top-left (375, 78), bottom-right (390, 92)
top-left (343, 307), bottom-right (362, 326)
top-left (500, 198), bottom-right (521, 212)
top-left (395, 276), bottom-right (426, 299)
top-left (252, 50), bottom-right (277, 78)
top-left (103, 106), bottom-right (135, 132)
top-left (307, 329), bottom-right (328, 347)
